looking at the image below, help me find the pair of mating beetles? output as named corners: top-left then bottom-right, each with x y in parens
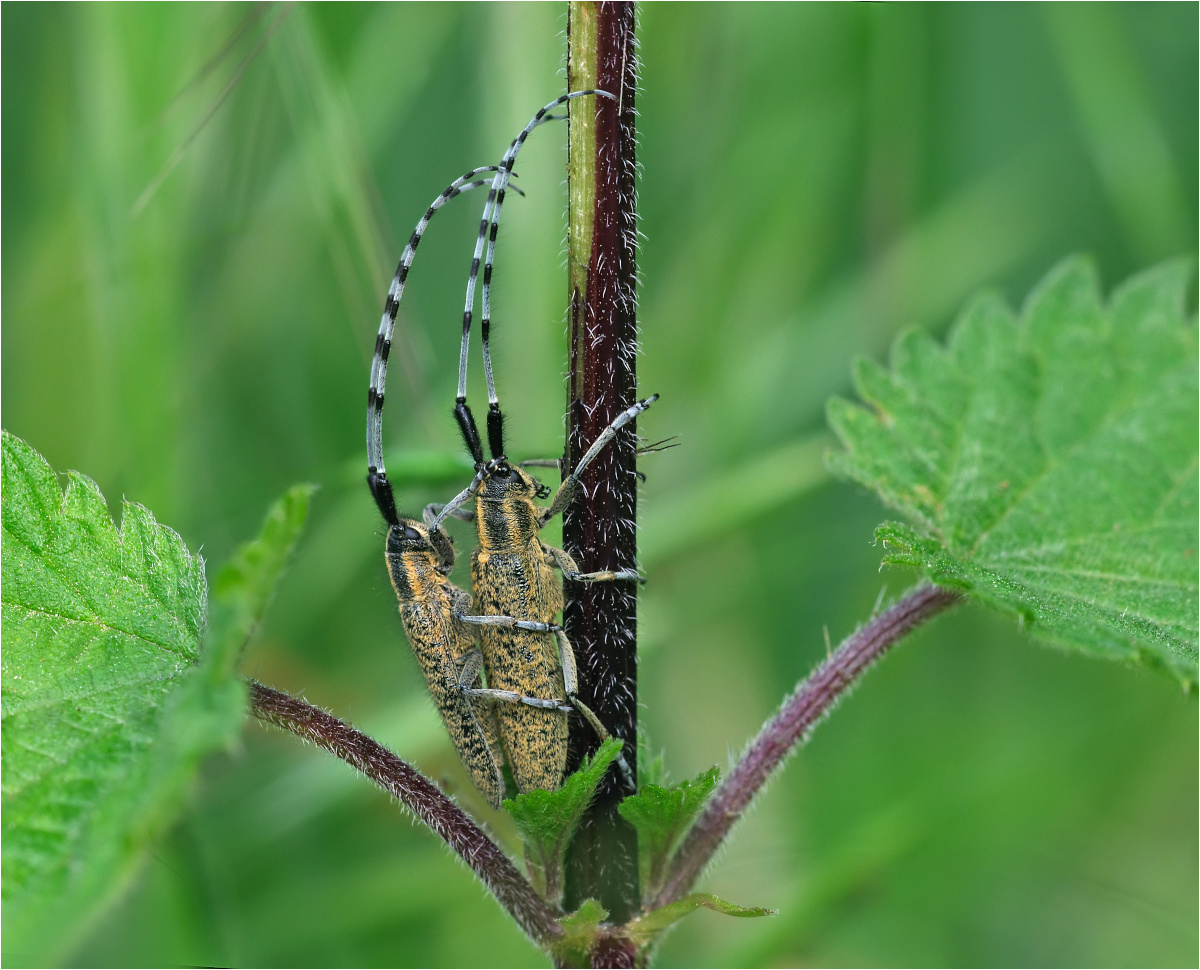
top-left (365, 91), bottom-right (651, 808)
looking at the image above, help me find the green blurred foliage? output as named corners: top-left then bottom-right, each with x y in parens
top-left (2, 2), bottom-right (1195, 966)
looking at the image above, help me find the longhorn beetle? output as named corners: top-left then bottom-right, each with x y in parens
top-left (367, 159), bottom-right (578, 809)
top-left (431, 405), bottom-right (652, 795)
top-left (427, 90), bottom-right (650, 796)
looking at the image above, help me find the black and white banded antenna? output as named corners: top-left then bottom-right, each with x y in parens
top-left (366, 166), bottom-right (523, 527)
top-left (453, 89), bottom-right (617, 466)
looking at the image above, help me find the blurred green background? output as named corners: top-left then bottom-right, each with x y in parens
top-left (3, 2), bottom-right (1196, 966)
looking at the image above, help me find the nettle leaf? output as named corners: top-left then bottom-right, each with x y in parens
top-left (504, 737), bottom-right (623, 904)
top-left (2, 432), bottom-right (216, 960)
top-left (828, 258), bottom-right (1198, 684)
top-left (618, 766), bottom-right (719, 899)
top-left (0, 433), bottom-right (311, 962)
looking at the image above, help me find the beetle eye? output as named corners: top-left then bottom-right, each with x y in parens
top-left (390, 524), bottom-right (423, 546)
top-left (387, 525), bottom-right (423, 555)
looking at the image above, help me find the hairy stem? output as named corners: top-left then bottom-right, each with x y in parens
top-left (562, 0), bottom-right (640, 926)
top-left (248, 682), bottom-right (563, 948)
top-left (650, 585), bottom-right (962, 910)
top-left (588, 933), bottom-right (638, 968)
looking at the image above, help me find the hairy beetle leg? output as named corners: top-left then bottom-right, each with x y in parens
top-left (552, 628), bottom-right (636, 791)
top-left (543, 543), bottom-right (645, 585)
top-left (424, 502), bottom-right (476, 525)
top-left (460, 686), bottom-right (574, 714)
top-left (458, 614), bottom-right (559, 632)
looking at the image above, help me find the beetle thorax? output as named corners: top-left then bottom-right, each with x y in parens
top-left (386, 547), bottom-right (444, 602)
top-left (475, 491), bottom-right (540, 552)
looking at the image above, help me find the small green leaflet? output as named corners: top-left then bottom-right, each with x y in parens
top-left (552, 898), bottom-right (609, 967)
top-left (828, 258), bottom-right (1198, 684)
top-left (504, 737), bottom-right (624, 906)
top-left (636, 729), bottom-right (668, 790)
top-left (1, 432), bottom-right (311, 963)
top-left (552, 892), bottom-right (772, 965)
top-left (625, 893), bottom-right (774, 944)
top-left (618, 766), bottom-right (719, 901)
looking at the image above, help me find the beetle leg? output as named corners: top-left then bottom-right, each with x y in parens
top-left (542, 543), bottom-right (644, 584)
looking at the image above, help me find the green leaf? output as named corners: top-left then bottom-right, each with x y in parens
top-left (0, 433), bottom-right (312, 963)
top-left (627, 893), bottom-right (774, 944)
top-left (552, 898), bottom-right (608, 968)
top-left (828, 258), bottom-right (1198, 684)
top-left (618, 766), bottom-right (720, 899)
top-left (503, 738), bottom-right (623, 904)
top-left (206, 483), bottom-right (316, 680)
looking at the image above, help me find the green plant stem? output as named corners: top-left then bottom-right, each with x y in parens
top-left (248, 682), bottom-right (564, 949)
top-left (562, 0), bottom-right (641, 931)
top-left (650, 585), bottom-right (963, 910)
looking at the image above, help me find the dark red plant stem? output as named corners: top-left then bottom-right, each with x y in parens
top-left (248, 682), bottom-right (564, 948)
top-left (589, 933), bottom-right (638, 968)
top-left (562, 1), bottom-right (640, 923)
top-left (650, 585), bottom-right (962, 910)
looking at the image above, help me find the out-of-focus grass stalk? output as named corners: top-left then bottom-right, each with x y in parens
top-left (1042, 3), bottom-right (1188, 262)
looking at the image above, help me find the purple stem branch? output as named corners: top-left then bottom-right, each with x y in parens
top-left (248, 681), bottom-right (563, 948)
top-left (650, 584), bottom-right (962, 910)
